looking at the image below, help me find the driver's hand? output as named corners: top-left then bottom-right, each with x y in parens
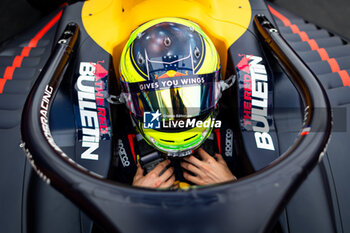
top-left (132, 160), bottom-right (175, 189)
top-left (181, 148), bottom-right (237, 186)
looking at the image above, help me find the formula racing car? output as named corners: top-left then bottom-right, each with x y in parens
top-left (0, 0), bottom-right (349, 233)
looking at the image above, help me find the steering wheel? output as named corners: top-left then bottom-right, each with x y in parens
top-left (21, 16), bottom-right (331, 233)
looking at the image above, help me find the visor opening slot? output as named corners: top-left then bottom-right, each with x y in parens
top-left (184, 134), bottom-right (198, 141)
top-left (160, 139), bottom-right (175, 143)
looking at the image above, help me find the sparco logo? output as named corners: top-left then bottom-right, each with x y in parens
top-left (225, 129), bottom-right (233, 157)
top-left (237, 54), bottom-right (275, 151)
top-left (117, 139), bottom-right (130, 167)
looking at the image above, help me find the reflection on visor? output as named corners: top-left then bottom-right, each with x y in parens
top-left (122, 70), bottom-right (221, 120)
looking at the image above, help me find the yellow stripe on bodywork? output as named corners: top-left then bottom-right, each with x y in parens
top-left (82, 0), bottom-right (252, 78)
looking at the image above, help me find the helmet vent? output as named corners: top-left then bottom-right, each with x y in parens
top-left (137, 53), bottom-right (144, 65)
top-left (194, 47), bottom-right (200, 58)
top-left (164, 37), bottom-right (171, 47)
top-left (160, 139), bottom-right (175, 143)
top-left (184, 134), bottom-right (198, 141)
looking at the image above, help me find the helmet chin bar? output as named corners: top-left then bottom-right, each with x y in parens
top-left (167, 149), bottom-right (193, 157)
top-left (20, 16), bottom-right (331, 233)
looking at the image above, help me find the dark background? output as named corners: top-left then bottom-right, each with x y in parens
top-left (0, 0), bottom-right (42, 44)
top-left (1, 0), bottom-right (350, 43)
top-left (274, 0), bottom-right (350, 39)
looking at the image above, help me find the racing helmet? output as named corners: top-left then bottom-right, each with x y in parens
top-left (119, 17), bottom-right (230, 157)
